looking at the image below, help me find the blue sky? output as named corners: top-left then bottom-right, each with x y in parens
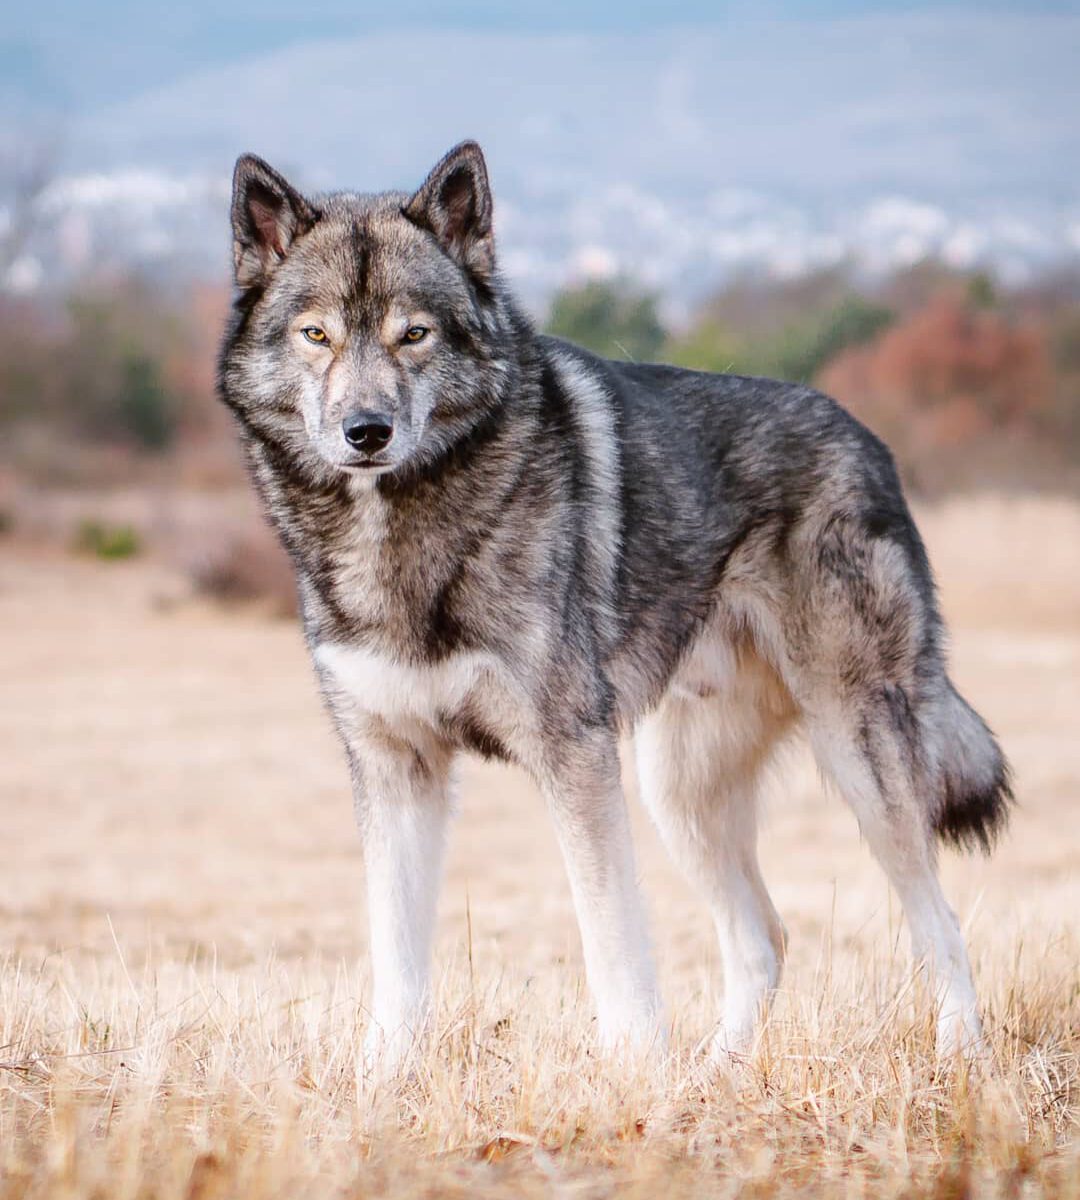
top-left (7, 3), bottom-right (1077, 202)
top-left (39, 10), bottom-right (1072, 197)
top-left (5, 3), bottom-right (1078, 293)
top-left (7, 1), bottom-right (1078, 112)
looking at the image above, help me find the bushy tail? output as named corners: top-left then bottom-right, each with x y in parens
top-left (930, 683), bottom-right (1013, 854)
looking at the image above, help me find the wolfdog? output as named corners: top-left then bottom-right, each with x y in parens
top-left (218, 141), bottom-right (1011, 1070)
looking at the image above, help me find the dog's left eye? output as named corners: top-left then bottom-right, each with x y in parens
top-left (402, 325), bottom-right (428, 344)
top-left (301, 326), bottom-right (328, 345)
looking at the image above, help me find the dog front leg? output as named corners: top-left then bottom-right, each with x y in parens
top-left (349, 730), bottom-right (453, 1076)
top-left (544, 735), bottom-right (663, 1055)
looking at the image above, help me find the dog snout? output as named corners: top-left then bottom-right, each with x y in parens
top-left (342, 411), bottom-right (394, 454)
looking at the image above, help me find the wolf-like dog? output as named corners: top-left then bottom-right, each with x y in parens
top-left (218, 141), bottom-right (1011, 1070)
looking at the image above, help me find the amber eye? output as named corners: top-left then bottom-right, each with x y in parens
top-left (301, 326), bottom-right (328, 345)
top-left (403, 325), bottom-right (428, 344)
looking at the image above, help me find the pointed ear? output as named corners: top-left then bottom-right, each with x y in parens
top-left (403, 141), bottom-right (494, 280)
top-left (230, 154), bottom-right (316, 288)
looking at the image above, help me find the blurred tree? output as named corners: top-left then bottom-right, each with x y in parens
top-left (0, 298), bottom-right (59, 422)
top-left (967, 271), bottom-right (998, 310)
top-left (545, 279), bottom-right (666, 362)
top-left (1, 262), bottom-right (1076, 495)
top-left (799, 295), bottom-right (896, 378)
top-left (61, 285), bottom-right (182, 452)
top-left (661, 320), bottom-right (741, 374)
top-left (880, 259), bottom-right (967, 313)
top-left (118, 353), bottom-right (176, 451)
top-left (819, 289), bottom-right (1054, 490)
top-left (666, 293), bottom-right (894, 383)
top-left (693, 267), bottom-right (852, 341)
top-left (0, 279), bottom-right (189, 481)
top-left (1048, 304), bottom-right (1080, 455)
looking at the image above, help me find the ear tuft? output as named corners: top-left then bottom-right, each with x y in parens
top-left (230, 154), bottom-right (315, 288)
top-left (404, 141), bottom-right (495, 280)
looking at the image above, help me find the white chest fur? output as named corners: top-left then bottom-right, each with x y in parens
top-left (314, 641), bottom-right (499, 730)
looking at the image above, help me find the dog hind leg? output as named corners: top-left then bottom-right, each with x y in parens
top-left (635, 669), bottom-right (792, 1059)
top-left (807, 705), bottom-right (983, 1056)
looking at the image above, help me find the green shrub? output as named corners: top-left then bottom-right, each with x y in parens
top-left (545, 280), bottom-right (666, 362)
top-left (116, 354), bottom-right (177, 451)
top-left (73, 520), bottom-right (141, 560)
top-left (666, 293), bottom-right (895, 384)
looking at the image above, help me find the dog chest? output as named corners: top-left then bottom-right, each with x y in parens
top-left (313, 641), bottom-right (523, 756)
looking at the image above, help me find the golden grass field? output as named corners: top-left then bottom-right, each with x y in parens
top-left (2, 493), bottom-right (1079, 1198)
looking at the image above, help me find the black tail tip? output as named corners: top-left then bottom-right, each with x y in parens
top-left (933, 761), bottom-right (1014, 855)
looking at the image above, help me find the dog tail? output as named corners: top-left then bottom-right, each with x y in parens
top-left (929, 683), bottom-right (1013, 854)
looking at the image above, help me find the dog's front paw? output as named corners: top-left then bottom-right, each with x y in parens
top-left (595, 1007), bottom-right (669, 1070)
top-left (360, 1016), bottom-right (426, 1086)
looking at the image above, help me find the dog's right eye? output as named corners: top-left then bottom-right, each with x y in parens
top-left (301, 326), bottom-right (328, 345)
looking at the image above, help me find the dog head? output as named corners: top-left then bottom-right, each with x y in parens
top-left (221, 142), bottom-right (511, 481)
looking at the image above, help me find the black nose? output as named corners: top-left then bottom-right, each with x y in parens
top-left (342, 412), bottom-right (394, 453)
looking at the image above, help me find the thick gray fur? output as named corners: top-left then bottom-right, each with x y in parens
top-left (219, 141), bottom-right (1011, 1067)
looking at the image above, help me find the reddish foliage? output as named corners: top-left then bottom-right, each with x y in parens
top-left (819, 290), bottom-right (1056, 489)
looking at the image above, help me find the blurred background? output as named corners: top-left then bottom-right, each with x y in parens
top-left (2, 1), bottom-right (1079, 594)
top-left (2, 0), bottom-right (1079, 1129)
top-left (2, 14), bottom-right (1079, 1194)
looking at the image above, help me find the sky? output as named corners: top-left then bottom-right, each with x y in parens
top-left (7, 1), bottom-right (1079, 115)
top-left (44, 10), bottom-right (1078, 196)
top-left (4, 3), bottom-right (1079, 296)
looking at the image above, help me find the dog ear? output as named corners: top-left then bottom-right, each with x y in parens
top-left (404, 141), bottom-right (494, 280)
top-left (231, 154), bottom-right (316, 288)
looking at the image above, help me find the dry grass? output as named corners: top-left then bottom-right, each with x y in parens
top-left (1, 493), bottom-right (1078, 1198)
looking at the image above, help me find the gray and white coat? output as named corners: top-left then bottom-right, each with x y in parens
top-left (219, 141), bottom-right (1011, 1071)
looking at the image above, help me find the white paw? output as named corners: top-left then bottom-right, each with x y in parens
top-left (598, 1025), bottom-right (669, 1068)
top-left (360, 1016), bottom-right (426, 1084)
top-left (595, 999), bottom-right (667, 1064)
top-left (707, 1020), bottom-right (755, 1064)
top-left (936, 1005), bottom-right (986, 1061)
